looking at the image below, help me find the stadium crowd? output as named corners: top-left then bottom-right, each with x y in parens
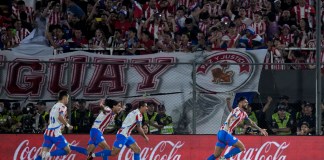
top-left (0, 0), bottom-right (323, 70)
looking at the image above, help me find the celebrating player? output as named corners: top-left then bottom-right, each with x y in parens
top-left (88, 101), bottom-right (149, 160)
top-left (35, 90), bottom-right (73, 160)
top-left (70, 98), bottom-right (122, 160)
top-left (207, 97), bottom-right (268, 160)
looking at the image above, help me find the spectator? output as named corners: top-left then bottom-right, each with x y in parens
top-left (68, 27), bottom-right (88, 48)
top-left (137, 30), bottom-right (156, 55)
top-left (297, 102), bottom-right (315, 134)
top-left (65, 0), bottom-right (86, 20)
top-left (109, 29), bottom-right (125, 54)
top-left (271, 104), bottom-right (293, 135)
top-left (71, 99), bottom-right (94, 133)
top-left (89, 28), bottom-right (108, 53)
top-left (176, 32), bottom-right (192, 52)
top-left (220, 22), bottom-right (240, 49)
top-left (180, 18), bottom-right (199, 43)
top-left (13, 19), bottom-right (30, 41)
top-left (250, 11), bottom-right (266, 38)
top-left (238, 27), bottom-right (264, 49)
top-left (297, 122), bottom-right (312, 135)
top-left (1, 26), bottom-right (20, 49)
top-left (143, 102), bottom-right (161, 134)
top-left (125, 27), bottom-right (138, 55)
top-left (278, 10), bottom-right (296, 27)
top-left (12, 0), bottom-right (35, 24)
top-left (42, 1), bottom-right (64, 26)
top-left (36, 101), bottom-right (49, 129)
top-left (156, 31), bottom-right (176, 52)
top-left (291, 0), bottom-right (315, 27)
top-left (279, 24), bottom-right (294, 47)
top-left (114, 10), bottom-right (134, 38)
top-left (192, 31), bottom-right (211, 51)
top-left (142, 122), bottom-right (150, 134)
top-left (21, 103), bottom-right (45, 133)
top-left (156, 105), bottom-right (174, 134)
top-left (175, 5), bottom-right (186, 28)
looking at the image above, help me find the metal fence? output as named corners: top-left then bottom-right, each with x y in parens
top-left (0, 59), bottom-right (322, 135)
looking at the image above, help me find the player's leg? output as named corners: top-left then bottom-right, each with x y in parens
top-left (89, 134), bottom-right (125, 159)
top-left (207, 130), bottom-right (227, 160)
top-left (45, 135), bottom-right (71, 157)
top-left (35, 135), bottom-right (53, 160)
top-left (35, 147), bottom-right (50, 160)
top-left (126, 136), bottom-right (141, 160)
top-left (71, 128), bottom-right (99, 155)
top-left (95, 141), bottom-right (112, 160)
top-left (207, 145), bottom-right (225, 160)
top-left (223, 136), bottom-right (245, 159)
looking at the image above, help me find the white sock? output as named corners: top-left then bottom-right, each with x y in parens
top-left (92, 153), bottom-right (95, 157)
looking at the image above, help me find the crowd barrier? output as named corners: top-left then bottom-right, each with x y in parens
top-left (1, 134), bottom-right (323, 160)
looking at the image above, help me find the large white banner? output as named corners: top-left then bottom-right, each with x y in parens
top-left (0, 49), bottom-right (267, 134)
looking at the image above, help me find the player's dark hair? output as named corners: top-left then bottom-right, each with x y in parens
top-left (58, 90), bottom-right (69, 100)
top-left (138, 101), bottom-right (147, 108)
top-left (237, 96), bottom-right (247, 104)
top-left (105, 99), bottom-right (118, 109)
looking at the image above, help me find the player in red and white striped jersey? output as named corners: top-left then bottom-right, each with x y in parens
top-left (70, 99), bottom-right (122, 160)
top-left (89, 101), bottom-right (149, 160)
top-left (35, 91), bottom-right (73, 160)
top-left (207, 97), bottom-right (268, 160)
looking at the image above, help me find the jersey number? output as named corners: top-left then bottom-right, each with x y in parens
top-left (50, 116), bottom-right (55, 124)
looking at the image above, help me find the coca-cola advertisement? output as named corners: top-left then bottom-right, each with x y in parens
top-left (2, 134), bottom-right (324, 160)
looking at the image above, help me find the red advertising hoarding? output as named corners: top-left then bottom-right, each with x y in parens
top-left (1, 134), bottom-right (323, 160)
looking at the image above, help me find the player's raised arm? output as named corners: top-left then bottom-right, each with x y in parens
top-left (247, 118), bottom-right (268, 136)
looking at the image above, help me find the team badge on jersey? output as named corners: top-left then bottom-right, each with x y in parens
top-left (196, 51), bottom-right (255, 92)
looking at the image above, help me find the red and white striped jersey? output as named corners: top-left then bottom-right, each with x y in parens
top-left (208, 4), bottom-right (222, 17)
top-left (198, 22), bottom-right (209, 35)
top-left (13, 7), bottom-right (35, 23)
top-left (48, 11), bottom-right (64, 25)
top-left (92, 107), bottom-right (116, 133)
top-left (227, 33), bottom-right (240, 48)
top-left (16, 28), bottom-right (30, 41)
top-left (292, 5), bottom-right (315, 24)
top-left (220, 107), bottom-right (248, 134)
top-left (147, 23), bottom-right (164, 40)
top-left (44, 102), bottom-right (67, 137)
top-left (279, 34), bottom-right (294, 46)
top-left (117, 109), bottom-right (143, 137)
top-left (250, 21), bottom-right (266, 36)
top-left (142, 4), bottom-right (160, 19)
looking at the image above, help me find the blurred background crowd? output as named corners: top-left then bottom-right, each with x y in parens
top-left (0, 0), bottom-right (323, 70)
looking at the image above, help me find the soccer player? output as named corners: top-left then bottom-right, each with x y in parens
top-left (35, 90), bottom-right (73, 160)
top-left (87, 101), bottom-right (149, 160)
top-left (70, 98), bottom-right (122, 160)
top-left (207, 97), bottom-right (268, 160)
